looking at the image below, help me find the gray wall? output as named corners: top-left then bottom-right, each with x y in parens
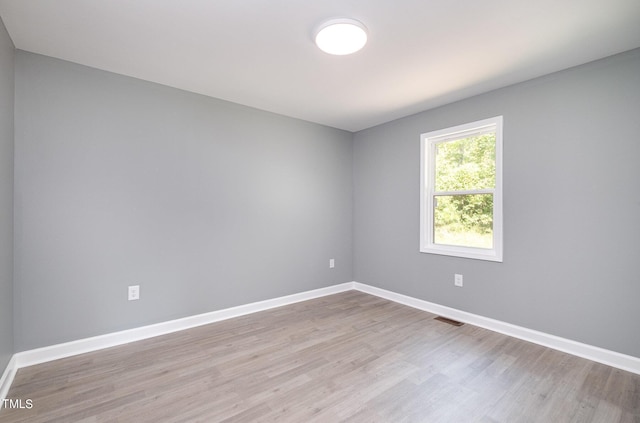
top-left (353, 49), bottom-right (640, 358)
top-left (11, 45), bottom-right (640, 359)
top-left (14, 51), bottom-right (353, 351)
top-left (0, 17), bottom-right (14, 372)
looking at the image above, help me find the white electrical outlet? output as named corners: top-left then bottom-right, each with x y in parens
top-left (454, 274), bottom-right (463, 287)
top-left (329, 259), bottom-right (335, 268)
top-left (128, 285), bottom-right (140, 301)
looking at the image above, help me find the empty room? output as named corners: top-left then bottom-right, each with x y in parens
top-left (1, 1), bottom-right (639, 422)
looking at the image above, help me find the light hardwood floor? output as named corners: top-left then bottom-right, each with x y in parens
top-left (2, 291), bottom-right (639, 422)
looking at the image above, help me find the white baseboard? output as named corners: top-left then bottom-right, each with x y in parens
top-left (15, 282), bottom-right (354, 369)
top-left (0, 355), bottom-right (17, 402)
top-left (8, 280), bottom-right (639, 394)
top-left (352, 282), bottom-right (640, 375)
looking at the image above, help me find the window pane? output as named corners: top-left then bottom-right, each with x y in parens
top-left (435, 133), bottom-right (496, 192)
top-left (434, 194), bottom-right (493, 249)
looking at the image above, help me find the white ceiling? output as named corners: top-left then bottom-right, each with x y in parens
top-left (1, 1), bottom-right (639, 132)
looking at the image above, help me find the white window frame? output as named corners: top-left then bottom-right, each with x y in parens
top-left (420, 116), bottom-right (503, 262)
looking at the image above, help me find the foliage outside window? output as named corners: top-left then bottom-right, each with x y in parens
top-left (420, 116), bottom-right (503, 262)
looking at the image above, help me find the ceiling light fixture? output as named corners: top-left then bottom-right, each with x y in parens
top-left (314, 18), bottom-right (368, 55)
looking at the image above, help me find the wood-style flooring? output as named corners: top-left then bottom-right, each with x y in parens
top-left (2, 291), bottom-right (639, 422)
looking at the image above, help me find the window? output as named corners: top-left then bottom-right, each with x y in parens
top-left (420, 116), bottom-right (503, 262)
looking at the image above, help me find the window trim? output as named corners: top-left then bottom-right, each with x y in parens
top-left (420, 116), bottom-right (503, 262)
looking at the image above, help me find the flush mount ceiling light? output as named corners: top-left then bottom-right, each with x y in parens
top-left (314, 18), bottom-right (368, 55)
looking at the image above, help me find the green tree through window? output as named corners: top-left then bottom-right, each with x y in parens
top-left (434, 133), bottom-right (495, 248)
